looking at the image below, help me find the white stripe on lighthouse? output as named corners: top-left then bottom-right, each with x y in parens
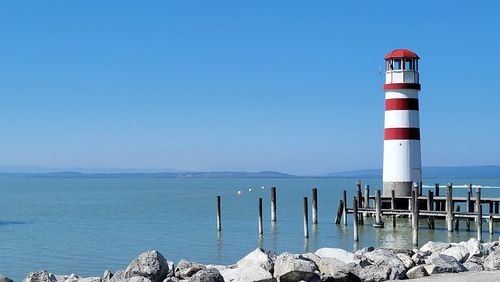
top-left (384, 110), bottom-right (420, 128)
top-left (385, 89), bottom-right (419, 99)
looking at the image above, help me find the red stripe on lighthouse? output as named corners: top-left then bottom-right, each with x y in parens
top-left (385, 98), bottom-right (419, 111)
top-left (384, 128), bottom-right (420, 140)
top-left (383, 83), bottom-right (421, 90)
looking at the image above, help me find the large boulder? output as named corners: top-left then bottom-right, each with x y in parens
top-left (426, 254), bottom-right (467, 273)
top-left (125, 251), bottom-right (169, 282)
top-left (274, 253), bottom-right (318, 282)
top-left (441, 245), bottom-right (470, 263)
top-left (188, 268), bottom-right (224, 282)
top-left (463, 261), bottom-right (483, 271)
top-left (483, 248), bottom-right (500, 270)
top-left (358, 265), bottom-right (390, 282)
top-left (396, 253), bottom-right (414, 269)
top-left (0, 276), bottom-right (14, 282)
top-left (127, 277), bottom-right (152, 282)
top-left (24, 271), bottom-right (57, 282)
top-left (315, 248), bottom-right (357, 264)
top-left (315, 257), bottom-right (352, 281)
top-left (419, 241), bottom-right (451, 254)
top-left (220, 266), bottom-right (274, 282)
top-left (175, 260), bottom-right (206, 279)
top-left (236, 248), bottom-right (275, 272)
top-left (102, 270), bottom-right (112, 282)
top-left (405, 265), bottom-right (428, 279)
top-left (364, 249), bottom-right (406, 280)
top-left (459, 238), bottom-right (484, 257)
top-left (109, 270), bottom-right (125, 282)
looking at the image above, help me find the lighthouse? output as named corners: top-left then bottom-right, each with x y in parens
top-left (382, 49), bottom-right (421, 197)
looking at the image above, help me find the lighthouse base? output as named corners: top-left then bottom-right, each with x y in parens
top-left (383, 181), bottom-right (412, 197)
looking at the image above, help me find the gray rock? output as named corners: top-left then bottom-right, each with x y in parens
top-left (125, 250), bottom-right (169, 282)
top-left (427, 254), bottom-right (467, 273)
top-left (109, 270), bottom-right (125, 282)
top-left (481, 242), bottom-right (496, 256)
top-left (24, 271), bottom-right (57, 282)
top-left (237, 248), bottom-right (275, 272)
top-left (274, 253), bottom-right (319, 282)
top-left (396, 253), bottom-right (414, 269)
top-left (459, 238), bottom-right (484, 257)
top-left (364, 249), bottom-right (406, 279)
top-left (441, 245), bottom-right (470, 263)
top-left (127, 277), bottom-right (152, 282)
top-left (411, 252), bottom-right (427, 265)
top-left (0, 275), bottom-right (14, 282)
top-left (162, 277), bottom-right (180, 282)
top-left (166, 261), bottom-right (175, 278)
top-left (483, 248), bottom-right (500, 270)
top-left (314, 248), bottom-right (357, 264)
top-left (188, 269), bottom-right (224, 282)
top-left (315, 257), bottom-right (351, 281)
top-left (358, 265), bottom-right (390, 282)
top-left (419, 241), bottom-right (451, 254)
top-left (463, 261), bottom-right (484, 271)
top-left (354, 247), bottom-right (374, 258)
top-left (102, 270), bottom-right (112, 282)
top-left (405, 265), bottom-right (428, 279)
top-left (175, 260), bottom-right (206, 279)
top-left (220, 266), bottom-right (274, 282)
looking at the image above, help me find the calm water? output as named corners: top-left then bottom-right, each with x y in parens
top-left (1, 177), bottom-right (500, 281)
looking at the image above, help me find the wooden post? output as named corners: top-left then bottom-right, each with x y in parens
top-left (467, 184), bottom-right (473, 212)
top-left (454, 206), bottom-right (460, 231)
top-left (446, 183), bottom-right (453, 232)
top-left (335, 200), bottom-right (344, 224)
top-left (312, 188), bottom-right (318, 224)
top-left (496, 202), bottom-right (499, 214)
top-left (419, 181), bottom-right (423, 196)
top-left (356, 181), bottom-right (363, 225)
top-left (364, 185), bottom-right (370, 217)
top-left (258, 197), bottom-right (263, 235)
top-left (342, 190), bottom-right (348, 225)
top-left (216, 195), bottom-right (222, 232)
top-left (435, 183), bottom-right (441, 211)
top-left (391, 190), bottom-right (396, 228)
top-left (427, 190), bottom-right (435, 229)
top-left (373, 189), bottom-right (384, 228)
top-left (303, 197), bottom-right (309, 238)
top-left (271, 187), bottom-right (277, 222)
top-left (353, 197), bottom-right (359, 242)
top-left (412, 189), bottom-right (419, 246)
top-left (489, 214), bottom-right (494, 235)
top-left (490, 202), bottom-right (494, 214)
top-left (477, 189), bottom-right (482, 242)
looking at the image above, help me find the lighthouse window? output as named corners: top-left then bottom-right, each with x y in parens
top-left (405, 59), bottom-right (414, 70)
top-left (393, 59), bottom-right (402, 70)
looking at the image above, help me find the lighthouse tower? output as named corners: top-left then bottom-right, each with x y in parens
top-left (382, 49), bottom-right (421, 197)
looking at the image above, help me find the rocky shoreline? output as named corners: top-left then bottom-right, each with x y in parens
top-left (3, 237), bottom-right (500, 282)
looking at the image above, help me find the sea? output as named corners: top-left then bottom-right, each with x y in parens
top-left (1, 177), bottom-right (500, 281)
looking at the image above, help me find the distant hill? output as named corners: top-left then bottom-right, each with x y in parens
top-left (0, 171), bottom-right (294, 178)
top-left (324, 165), bottom-right (500, 179)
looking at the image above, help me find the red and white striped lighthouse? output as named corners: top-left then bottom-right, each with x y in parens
top-left (382, 49), bottom-right (421, 197)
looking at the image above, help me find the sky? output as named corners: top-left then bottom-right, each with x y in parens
top-left (0, 1), bottom-right (499, 175)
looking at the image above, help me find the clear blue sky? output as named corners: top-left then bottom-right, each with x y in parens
top-left (0, 1), bottom-right (499, 175)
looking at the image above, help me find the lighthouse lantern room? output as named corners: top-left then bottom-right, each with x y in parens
top-left (382, 49), bottom-right (422, 198)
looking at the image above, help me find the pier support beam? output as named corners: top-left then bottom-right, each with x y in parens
top-left (356, 181), bottom-right (363, 225)
top-left (412, 189), bottom-right (419, 246)
top-left (391, 190), bottom-right (396, 228)
top-left (312, 188), bottom-right (318, 224)
top-left (216, 195), bottom-right (222, 232)
top-left (446, 183), bottom-right (454, 232)
top-left (364, 185), bottom-right (370, 217)
top-left (271, 187), bottom-right (277, 222)
top-left (342, 190), bottom-right (348, 225)
top-left (303, 197), bottom-right (309, 238)
top-left (373, 189), bottom-right (384, 228)
top-left (353, 197), bottom-right (359, 242)
top-left (258, 197), bottom-right (263, 235)
top-left (477, 189), bottom-right (482, 242)
top-left (427, 190), bottom-right (435, 229)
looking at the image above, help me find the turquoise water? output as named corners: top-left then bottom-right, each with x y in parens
top-left (1, 177), bottom-right (500, 281)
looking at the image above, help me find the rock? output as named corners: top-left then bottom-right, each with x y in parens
top-left (188, 268), bottom-right (224, 282)
top-left (459, 238), bottom-right (484, 257)
top-left (481, 242), bottom-right (496, 256)
top-left (419, 241), bottom-right (451, 254)
top-left (396, 253), bottom-right (414, 269)
top-left (162, 277), bottom-right (180, 282)
top-left (24, 271), bottom-right (57, 282)
top-left (127, 277), bottom-right (152, 282)
top-left (483, 248), bottom-right (500, 270)
top-left (175, 260), bottom-right (206, 279)
top-left (166, 261), bottom-right (175, 278)
top-left (109, 270), bottom-right (125, 282)
top-left (364, 249), bottom-right (406, 280)
top-left (315, 257), bottom-right (352, 281)
top-left (405, 265), bottom-right (428, 279)
top-left (358, 265), bottom-right (390, 282)
top-left (427, 254), bottom-right (467, 273)
top-left (237, 248), bottom-right (275, 272)
top-left (411, 252), bottom-right (427, 265)
top-left (315, 248), bottom-right (357, 265)
top-left (441, 245), bottom-right (470, 263)
top-left (354, 247), bottom-right (374, 258)
top-left (0, 275), bottom-right (14, 282)
top-left (125, 250), bottom-right (169, 282)
top-left (220, 266), bottom-right (274, 282)
top-left (274, 253), bottom-right (319, 282)
top-left (204, 265), bottom-right (233, 272)
top-left (102, 270), bottom-right (112, 282)
top-left (463, 261), bottom-right (484, 271)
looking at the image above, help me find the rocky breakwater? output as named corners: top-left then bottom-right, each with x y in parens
top-left (8, 238), bottom-right (500, 282)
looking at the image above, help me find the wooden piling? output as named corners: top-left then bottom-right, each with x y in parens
top-left (303, 197), bottom-right (309, 238)
top-left (477, 189), bottom-right (482, 242)
top-left (446, 183), bottom-right (454, 232)
top-left (490, 202), bottom-right (494, 214)
top-left (391, 190), bottom-right (396, 228)
top-left (335, 200), bottom-right (344, 224)
top-left (364, 185), bottom-right (370, 217)
top-left (467, 184), bottom-right (473, 212)
top-left (271, 187), bottom-right (277, 222)
top-left (373, 189), bottom-right (384, 228)
top-left (427, 190), bottom-right (435, 229)
top-left (496, 202), bottom-right (499, 214)
top-left (312, 188), bottom-right (318, 224)
top-left (216, 195), bottom-right (222, 232)
top-left (419, 181), bottom-right (423, 196)
top-left (258, 197), bottom-right (263, 235)
top-left (412, 189), bottom-right (419, 246)
top-left (342, 190), bottom-right (348, 225)
top-left (435, 183), bottom-right (440, 210)
top-left (454, 206), bottom-right (460, 231)
top-left (353, 197), bottom-right (359, 242)
top-left (489, 214), bottom-right (494, 235)
top-left (356, 181), bottom-right (363, 225)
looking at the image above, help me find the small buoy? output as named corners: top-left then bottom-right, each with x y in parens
top-left (261, 186), bottom-right (265, 189)
top-left (248, 188), bottom-right (253, 192)
top-left (237, 190), bottom-right (242, 195)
